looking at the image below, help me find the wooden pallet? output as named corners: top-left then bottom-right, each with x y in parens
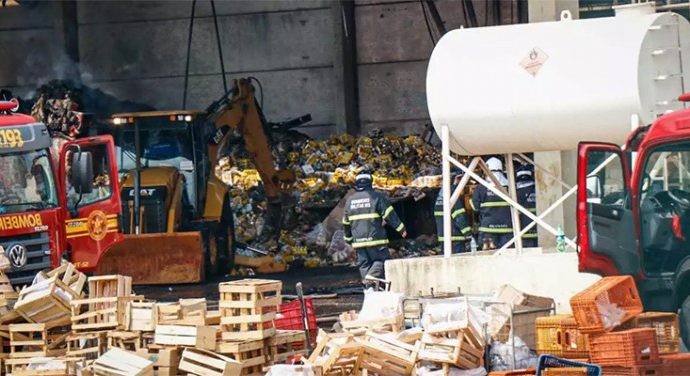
top-left (107, 330), bottom-right (141, 351)
top-left (219, 279), bottom-right (281, 341)
top-left (268, 330), bottom-right (307, 364)
top-left (179, 347), bottom-right (242, 376)
top-left (66, 331), bottom-right (107, 361)
top-left (354, 331), bottom-right (420, 376)
top-left (154, 324), bottom-right (216, 351)
top-left (4, 356), bottom-right (83, 376)
top-left (136, 345), bottom-right (181, 376)
top-left (216, 339), bottom-right (266, 376)
top-left (71, 296), bottom-right (142, 332)
top-left (90, 347), bottom-right (153, 376)
top-left (88, 275), bottom-right (132, 299)
top-left (126, 301), bottom-right (157, 332)
top-left (9, 323), bottom-right (67, 359)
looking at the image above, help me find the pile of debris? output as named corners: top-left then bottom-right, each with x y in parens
top-left (217, 130), bottom-right (444, 272)
top-left (0, 262), bottom-right (309, 375)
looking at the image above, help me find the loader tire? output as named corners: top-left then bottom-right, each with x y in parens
top-left (680, 294), bottom-right (690, 350)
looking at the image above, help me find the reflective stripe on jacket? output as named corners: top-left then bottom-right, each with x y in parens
top-left (471, 184), bottom-right (512, 233)
top-left (342, 189), bottom-right (405, 248)
top-left (434, 187), bottom-right (470, 242)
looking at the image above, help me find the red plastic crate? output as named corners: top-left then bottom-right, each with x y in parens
top-left (274, 298), bottom-right (317, 343)
top-left (601, 365), bottom-right (661, 376)
top-left (660, 353), bottom-right (690, 376)
top-left (570, 276), bottom-right (643, 334)
top-left (589, 328), bottom-right (659, 367)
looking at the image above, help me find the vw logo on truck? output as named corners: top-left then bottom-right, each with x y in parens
top-left (7, 244), bottom-right (27, 268)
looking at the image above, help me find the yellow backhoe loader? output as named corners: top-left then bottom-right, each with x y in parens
top-left (95, 78), bottom-right (296, 284)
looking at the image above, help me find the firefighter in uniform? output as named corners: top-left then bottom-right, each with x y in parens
top-left (516, 166), bottom-right (538, 247)
top-left (343, 171), bottom-right (407, 282)
top-left (434, 173), bottom-right (471, 253)
top-left (471, 157), bottom-right (512, 249)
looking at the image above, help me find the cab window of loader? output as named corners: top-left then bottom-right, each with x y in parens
top-left (66, 144), bottom-right (113, 207)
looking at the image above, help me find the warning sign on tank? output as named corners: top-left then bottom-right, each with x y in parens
top-left (520, 47), bottom-right (549, 77)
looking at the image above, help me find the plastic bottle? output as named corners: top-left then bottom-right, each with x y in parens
top-left (556, 225), bottom-right (566, 253)
top-left (470, 237), bottom-right (477, 254)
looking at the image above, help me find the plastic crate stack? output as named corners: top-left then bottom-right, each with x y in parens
top-left (564, 275), bottom-right (690, 376)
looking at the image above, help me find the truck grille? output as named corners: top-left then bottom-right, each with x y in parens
top-left (0, 231), bottom-right (50, 286)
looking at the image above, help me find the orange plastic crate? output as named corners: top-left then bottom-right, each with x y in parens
top-left (626, 312), bottom-right (680, 354)
top-left (660, 353), bottom-right (690, 376)
top-left (541, 367), bottom-right (589, 375)
top-left (536, 315), bottom-right (589, 358)
top-left (601, 365), bottom-right (661, 376)
top-left (570, 276), bottom-right (643, 334)
top-left (488, 369), bottom-right (536, 376)
top-left (589, 328), bottom-right (659, 367)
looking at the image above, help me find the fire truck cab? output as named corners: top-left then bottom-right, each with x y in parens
top-left (0, 101), bottom-right (122, 285)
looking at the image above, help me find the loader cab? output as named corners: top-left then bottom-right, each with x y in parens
top-left (110, 111), bottom-right (213, 231)
top-left (577, 108), bottom-right (690, 348)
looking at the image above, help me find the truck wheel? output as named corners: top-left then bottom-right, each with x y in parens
top-left (681, 294), bottom-right (690, 350)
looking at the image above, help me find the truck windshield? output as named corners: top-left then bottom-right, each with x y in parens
top-left (0, 148), bottom-right (58, 214)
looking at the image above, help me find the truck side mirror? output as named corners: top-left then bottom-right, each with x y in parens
top-left (71, 152), bottom-right (94, 195)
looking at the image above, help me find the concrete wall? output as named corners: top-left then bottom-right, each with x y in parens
top-left (385, 250), bottom-right (601, 313)
top-left (0, 0), bottom-right (519, 139)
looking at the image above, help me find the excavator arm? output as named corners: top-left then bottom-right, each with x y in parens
top-left (207, 78), bottom-right (295, 202)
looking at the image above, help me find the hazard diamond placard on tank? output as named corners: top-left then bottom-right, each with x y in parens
top-left (520, 47), bottom-right (549, 77)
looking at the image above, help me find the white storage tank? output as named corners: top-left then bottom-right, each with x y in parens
top-left (426, 6), bottom-right (690, 156)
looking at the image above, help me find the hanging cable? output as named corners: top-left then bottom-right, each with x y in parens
top-left (182, 0), bottom-right (197, 110)
top-left (211, 0), bottom-right (228, 94)
top-left (248, 76), bottom-right (264, 109)
top-left (420, 0), bottom-right (436, 46)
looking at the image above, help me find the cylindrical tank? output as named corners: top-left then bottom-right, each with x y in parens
top-left (427, 10), bottom-right (690, 156)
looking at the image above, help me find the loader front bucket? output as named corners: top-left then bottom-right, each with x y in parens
top-left (95, 232), bottom-right (204, 285)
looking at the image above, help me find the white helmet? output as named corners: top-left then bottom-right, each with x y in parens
top-left (486, 157), bottom-right (503, 172)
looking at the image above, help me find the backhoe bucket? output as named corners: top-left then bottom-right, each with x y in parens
top-left (95, 232), bottom-right (204, 285)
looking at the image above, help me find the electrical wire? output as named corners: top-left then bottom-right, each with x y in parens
top-left (211, 0), bottom-right (228, 94)
top-left (182, 0), bottom-right (197, 110)
top-left (419, 0), bottom-right (436, 46)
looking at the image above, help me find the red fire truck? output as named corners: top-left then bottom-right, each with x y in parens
top-left (0, 100), bottom-right (122, 285)
top-left (577, 95), bottom-right (690, 348)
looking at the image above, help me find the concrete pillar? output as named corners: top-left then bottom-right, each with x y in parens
top-left (55, 0), bottom-right (81, 83)
top-left (331, 0), bottom-right (360, 135)
top-left (529, 0), bottom-right (578, 249)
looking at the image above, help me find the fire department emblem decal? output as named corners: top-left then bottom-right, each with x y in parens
top-left (7, 244), bottom-right (27, 268)
top-left (87, 210), bottom-right (108, 241)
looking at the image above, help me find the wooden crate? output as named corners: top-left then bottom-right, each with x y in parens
top-left (179, 347), bottom-right (242, 376)
top-left (9, 323), bottom-right (66, 358)
top-left (66, 331), bottom-right (106, 361)
top-left (71, 296), bottom-right (142, 332)
top-left (420, 319), bottom-right (485, 369)
top-left (496, 284), bottom-right (555, 308)
top-left (216, 339), bottom-right (266, 376)
top-left (154, 324), bottom-right (216, 350)
top-left (339, 311), bottom-right (403, 334)
top-left (88, 275), bottom-right (132, 298)
top-left (107, 330), bottom-right (141, 351)
top-left (46, 263), bottom-right (87, 293)
top-left (354, 331), bottom-right (420, 376)
top-left (136, 345), bottom-right (181, 376)
top-left (268, 330), bottom-right (307, 364)
top-left (90, 347), bottom-right (153, 376)
top-left (126, 301), bottom-right (157, 332)
top-left (307, 331), bottom-right (360, 375)
top-left (219, 279), bottom-right (281, 341)
top-left (4, 356), bottom-right (83, 376)
top-left (14, 275), bottom-right (81, 326)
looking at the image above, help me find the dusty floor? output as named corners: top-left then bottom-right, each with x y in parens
top-left (136, 265), bottom-right (365, 328)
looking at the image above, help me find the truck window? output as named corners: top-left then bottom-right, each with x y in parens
top-left (0, 148), bottom-right (58, 214)
top-left (66, 144), bottom-right (113, 207)
top-left (586, 150), bottom-right (626, 207)
top-left (639, 143), bottom-right (690, 274)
